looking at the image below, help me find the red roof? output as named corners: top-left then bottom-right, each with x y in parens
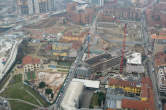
top-left (72, 41), bottom-right (82, 50)
top-left (22, 56), bottom-right (40, 65)
top-left (145, 5), bottom-right (166, 27)
top-left (155, 52), bottom-right (166, 66)
top-left (122, 99), bottom-right (150, 110)
top-left (164, 104), bottom-right (166, 110)
top-left (121, 77), bottom-right (156, 110)
top-left (141, 84), bottom-right (149, 98)
top-left (141, 77), bottom-right (153, 88)
top-left (151, 34), bottom-right (166, 40)
top-left (109, 78), bottom-right (137, 88)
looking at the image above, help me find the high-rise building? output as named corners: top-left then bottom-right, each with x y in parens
top-left (27, 0), bottom-right (33, 14)
top-left (48, 0), bottom-right (56, 11)
top-left (38, 0), bottom-right (49, 13)
top-left (90, 0), bottom-right (104, 6)
top-left (99, 0), bottom-right (104, 7)
top-left (16, 0), bottom-right (56, 15)
top-left (34, 0), bottom-right (40, 14)
top-left (16, 0), bottom-right (29, 15)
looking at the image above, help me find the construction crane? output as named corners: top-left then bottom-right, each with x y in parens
top-left (120, 23), bottom-right (127, 73)
top-left (88, 33), bottom-right (90, 58)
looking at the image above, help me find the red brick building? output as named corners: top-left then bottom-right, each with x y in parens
top-left (66, 2), bottom-right (95, 24)
top-left (121, 77), bottom-right (156, 110)
top-left (22, 56), bottom-right (40, 73)
top-left (155, 52), bottom-right (166, 67)
top-left (146, 1), bottom-right (166, 27)
top-left (98, 6), bottom-right (141, 22)
top-left (107, 77), bottom-right (156, 110)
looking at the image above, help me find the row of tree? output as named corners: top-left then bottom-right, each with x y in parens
top-left (38, 82), bottom-right (54, 98)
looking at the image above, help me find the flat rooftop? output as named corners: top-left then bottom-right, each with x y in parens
top-left (72, 78), bottom-right (100, 89)
top-left (127, 52), bottom-right (142, 65)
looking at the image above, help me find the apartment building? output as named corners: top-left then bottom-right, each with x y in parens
top-left (66, 2), bottom-right (95, 25)
top-left (22, 56), bottom-right (41, 73)
top-left (106, 77), bottom-right (156, 110)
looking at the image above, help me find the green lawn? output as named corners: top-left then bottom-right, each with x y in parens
top-left (89, 92), bottom-right (105, 108)
top-left (57, 61), bottom-right (72, 66)
top-left (26, 72), bottom-right (36, 81)
top-left (1, 83), bottom-right (40, 106)
top-left (57, 69), bottom-right (69, 72)
top-left (9, 100), bottom-right (36, 110)
top-left (13, 74), bottom-right (22, 83)
top-left (0, 74), bottom-right (49, 110)
top-left (56, 65), bottom-right (70, 69)
top-left (89, 93), bottom-right (99, 108)
top-left (24, 85), bottom-right (49, 107)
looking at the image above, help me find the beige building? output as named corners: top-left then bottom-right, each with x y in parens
top-left (24, 64), bottom-right (40, 73)
top-left (22, 56), bottom-right (41, 73)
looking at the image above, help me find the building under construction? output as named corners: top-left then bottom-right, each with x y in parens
top-left (85, 53), bottom-right (121, 73)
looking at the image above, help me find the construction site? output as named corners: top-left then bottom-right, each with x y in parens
top-left (63, 1), bottom-right (158, 109)
top-left (81, 15), bottom-right (145, 76)
top-left (62, 2), bottom-right (152, 110)
top-left (97, 21), bottom-right (142, 43)
top-left (14, 3), bottom-right (93, 103)
top-left (0, 0), bottom-right (165, 110)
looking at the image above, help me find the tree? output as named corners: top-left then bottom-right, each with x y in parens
top-left (45, 88), bottom-right (52, 95)
top-left (97, 92), bottom-right (105, 106)
top-left (17, 39), bottom-right (29, 63)
top-left (51, 93), bottom-right (54, 98)
top-left (39, 82), bottom-right (46, 89)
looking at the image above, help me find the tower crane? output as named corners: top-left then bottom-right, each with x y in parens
top-left (88, 33), bottom-right (90, 58)
top-left (120, 23), bottom-right (127, 73)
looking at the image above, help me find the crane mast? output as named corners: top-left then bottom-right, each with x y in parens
top-left (120, 23), bottom-right (127, 73)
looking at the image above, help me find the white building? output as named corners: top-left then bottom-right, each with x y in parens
top-left (60, 79), bottom-right (100, 110)
top-left (127, 52), bottom-right (142, 65)
top-left (0, 40), bottom-right (13, 79)
top-left (126, 52), bottom-right (144, 73)
top-left (24, 64), bottom-right (40, 73)
top-left (61, 81), bottom-right (84, 110)
top-left (157, 67), bottom-right (166, 93)
top-left (72, 78), bottom-right (100, 89)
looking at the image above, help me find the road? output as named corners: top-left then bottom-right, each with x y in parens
top-left (52, 28), bottom-right (89, 108)
top-left (0, 40), bottom-right (22, 94)
top-left (146, 58), bottom-right (161, 110)
top-left (51, 10), bottom-right (100, 109)
top-left (142, 0), bottom-right (161, 109)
